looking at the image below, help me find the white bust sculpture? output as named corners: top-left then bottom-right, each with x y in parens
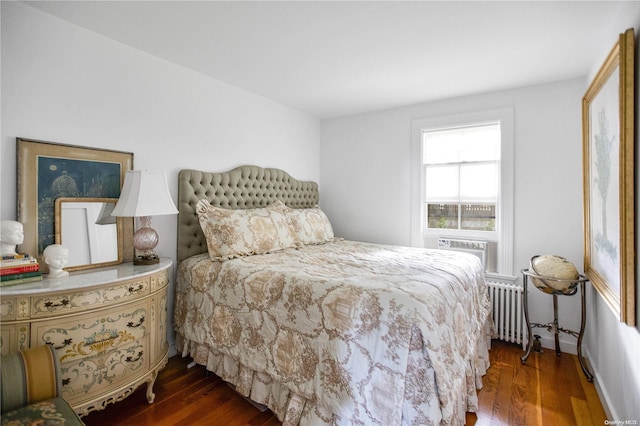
top-left (1, 220), bottom-right (24, 257)
top-left (43, 244), bottom-right (70, 277)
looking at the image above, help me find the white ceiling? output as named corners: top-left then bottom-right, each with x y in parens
top-left (23, 1), bottom-right (639, 119)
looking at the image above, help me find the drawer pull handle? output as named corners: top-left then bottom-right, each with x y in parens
top-left (49, 338), bottom-right (73, 350)
top-left (44, 299), bottom-right (70, 308)
top-left (128, 284), bottom-right (144, 294)
top-left (127, 316), bottom-right (145, 328)
top-left (126, 351), bottom-right (143, 363)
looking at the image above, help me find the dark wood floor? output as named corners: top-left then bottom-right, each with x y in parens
top-left (82, 340), bottom-right (607, 425)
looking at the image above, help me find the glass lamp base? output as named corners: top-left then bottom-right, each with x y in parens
top-left (133, 216), bottom-right (160, 265)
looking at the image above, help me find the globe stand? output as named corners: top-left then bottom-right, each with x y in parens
top-left (520, 269), bottom-right (593, 381)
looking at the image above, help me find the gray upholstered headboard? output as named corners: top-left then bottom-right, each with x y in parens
top-left (177, 165), bottom-right (320, 262)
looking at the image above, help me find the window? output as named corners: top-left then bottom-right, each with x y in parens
top-left (424, 123), bottom-right (499, 236)
top-left (411, 109), bottom-right (514, 275)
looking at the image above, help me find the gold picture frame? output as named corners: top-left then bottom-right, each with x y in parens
top-left (54, 197), bottom-right (124, 272)
top-left (582, 28), bottom-right (636, 326)
top-left (17, 138), bottom-right (134, 272)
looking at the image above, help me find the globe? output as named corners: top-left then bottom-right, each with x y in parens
top-left (530, 255), bottom-right (579, 293)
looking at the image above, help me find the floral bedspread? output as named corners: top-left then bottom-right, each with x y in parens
top-left (174, 240), bottom-right (491, 425)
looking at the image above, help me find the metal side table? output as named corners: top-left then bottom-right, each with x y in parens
top-left (520, 268), bottom-right (594, 381)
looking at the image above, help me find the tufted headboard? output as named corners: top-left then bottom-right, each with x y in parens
top-left (177, 165), bottom-right (320, 262)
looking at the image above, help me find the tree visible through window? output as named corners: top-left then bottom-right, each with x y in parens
top-left (423, 123), bottom-right (500, 234)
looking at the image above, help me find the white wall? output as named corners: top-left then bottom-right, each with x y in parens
top-left (1, 2), bottom-right (320, 356)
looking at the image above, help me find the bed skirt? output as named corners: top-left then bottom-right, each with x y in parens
top-left (176, 316), bottom-right (491, 426)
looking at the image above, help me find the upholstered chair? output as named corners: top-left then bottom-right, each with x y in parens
top-left (1, 345), bottom-right (85, 425)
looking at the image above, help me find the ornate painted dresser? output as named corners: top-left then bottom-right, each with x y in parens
top-left (0, 258), bottom-right (171, 416)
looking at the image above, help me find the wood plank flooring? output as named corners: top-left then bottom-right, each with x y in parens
top-left (82, 340), bottom-right (607, 425)
top-left (467, 340), bottom-right (606, 426)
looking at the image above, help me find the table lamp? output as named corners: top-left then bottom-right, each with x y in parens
top-left (112, 170), bottom-right (178, 265)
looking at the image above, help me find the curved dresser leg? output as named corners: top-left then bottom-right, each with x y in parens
top-left (146, 370), bottom-right (159, 403)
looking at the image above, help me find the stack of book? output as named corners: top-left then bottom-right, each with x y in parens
top-left (0, 253), bottom-right (42, 286)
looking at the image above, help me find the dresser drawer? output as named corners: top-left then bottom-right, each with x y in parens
top-left (1, 297), bottom-right (30, 321)
top-left (61, 337), bottom-right (149, 404)
top-left (32, 299), bottom-right (148, 363)
top-left (0, 323), bottom-right (29, 354)
top-left (150, 269), bottom-right (169, 291)
top-left (31, 276), bottom-right (151, 318)
top-left (0, 297), bottom-right (16, 320)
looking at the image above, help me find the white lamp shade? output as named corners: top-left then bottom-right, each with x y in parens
top-left (112, 170), bottom-right (178, 217)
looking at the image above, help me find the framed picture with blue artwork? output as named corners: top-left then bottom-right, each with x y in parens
top-left (582, 28), bottom-right (635, 326)
top-left (17, 138), bottom-right (134, 272)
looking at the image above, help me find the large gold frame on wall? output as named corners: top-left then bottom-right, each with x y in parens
top-left (17, 138), bottom-right (134, 272)
top-left (582, 28), bottom-right (636, 326)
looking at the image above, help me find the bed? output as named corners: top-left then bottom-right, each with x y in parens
top-left (174, 165), bottom-right (491, 426)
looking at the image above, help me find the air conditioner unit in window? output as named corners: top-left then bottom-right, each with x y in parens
top-left (437, 237), bottom-right (487, 271)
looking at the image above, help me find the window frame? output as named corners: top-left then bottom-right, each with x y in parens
top-left (411, 108), bottom-right (514, 275)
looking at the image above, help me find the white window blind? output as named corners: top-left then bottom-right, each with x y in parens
top-left (423, 123), bottom-right (500, 232)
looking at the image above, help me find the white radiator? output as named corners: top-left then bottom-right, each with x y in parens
top-left (485, 273), bottom-right (526, 349)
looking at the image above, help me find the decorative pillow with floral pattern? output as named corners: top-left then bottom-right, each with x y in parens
top-left (196, 199), bottom-right (296, 261)
top-left (285, 204), bottom-right (334, 246)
